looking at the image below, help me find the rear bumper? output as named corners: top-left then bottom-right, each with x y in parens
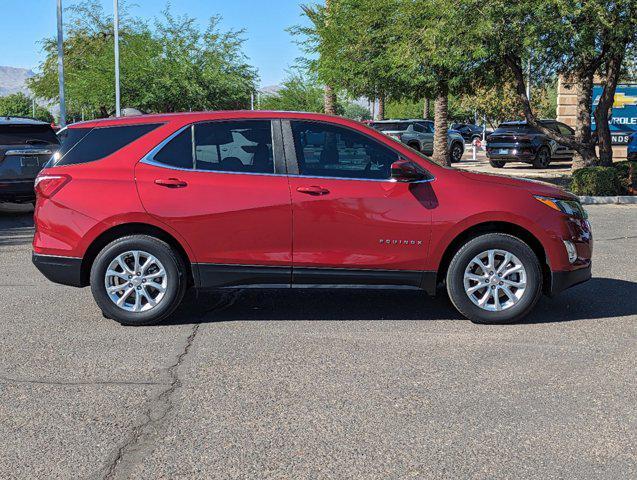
top-left (549, 263), bottom-right (592, 296)
top-left (0, 179), bottom-right (35, 203)
top-left (32, 253), bottom-right (83, 287)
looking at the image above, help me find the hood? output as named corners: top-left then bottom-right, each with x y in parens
top-left (458, 170), bottom-right (576, 200)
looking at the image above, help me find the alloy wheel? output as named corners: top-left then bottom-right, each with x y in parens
top-left (463, 249), bottom-right (527, 312)
top-left (104, 250), bottom-right (168, 312)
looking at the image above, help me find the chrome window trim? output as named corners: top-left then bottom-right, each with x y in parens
top-left (140, 121), bottom-right (436, 184)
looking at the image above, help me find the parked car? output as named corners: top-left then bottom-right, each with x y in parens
top-left (0, 117), bottom-right (59, 203)
top-left (370, 119), bottom-right (465, 163)
top-left (450, 123), bottom-right (485, 142)
top-left (486, 120), bottom-right (575, 169)
top-left (628, 132), bottom-right (637, 161)
top-left (32, 111), bottom-right (591, 326)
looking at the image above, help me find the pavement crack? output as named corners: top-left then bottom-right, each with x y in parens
top-left (99, 323), bottom-right (200, 480)
top-left (595, 235), bottom-right (637, 242)
top-left (0, 376), bottom-right (167, 387)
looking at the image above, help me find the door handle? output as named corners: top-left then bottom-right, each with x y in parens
top-left (296, 185), bottom-right (330, 196)
top-left (154, 178), bottom-right (188, 188)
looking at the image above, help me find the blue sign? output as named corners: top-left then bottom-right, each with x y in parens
top-left (592, 84), bottom-right (637, 145)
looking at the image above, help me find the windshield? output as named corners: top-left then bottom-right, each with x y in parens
top-left (0, 124), bottom-right (59, 145)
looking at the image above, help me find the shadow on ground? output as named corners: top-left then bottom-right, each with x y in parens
top-left (164, 276), bottom-right (637, 326)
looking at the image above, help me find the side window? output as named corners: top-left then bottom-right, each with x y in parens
top-left (54, 124), bottom-right (160, 166)
top-left (194, 120), bottom-right (273, 173)
top-left (151, 120), bottom-right (274, 174)
top-left (291, 121), bottom-right (399, 180)
top-left (421, 122), bottom-right (434, 133)
top-left (153, 128), bottom-right (193, 169)
top-left (557, 123), bottom-right (574, 136)
top-left (412, 123), bottom-right (425, 133)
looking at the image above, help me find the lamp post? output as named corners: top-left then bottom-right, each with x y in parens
top-left (113, 0), bottom-right (121, 117)
top-left (56, 0), bottom-right (66, 127)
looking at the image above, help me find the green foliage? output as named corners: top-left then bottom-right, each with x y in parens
top-left (612, 161), bottom-right (637, 194)
top-left (340, 101), bottom-right (371, 121)
top-left (0, 93), bottom-right (53, 122)
top-left (385, 99), bottom-right (423, 120)
top-left (258, 70), bottom-right (324, 113)
top-left (28, 0), bottom-right (258, 120)
top-left (460, 79), bottom-right (557, 127)
top-left (570, 167), bottom-right (621, 196)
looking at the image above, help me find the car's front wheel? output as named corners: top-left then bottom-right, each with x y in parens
top-left (90, 235), bottom-right (188, 326)
top-left (489, 160), bottom-right (506, 168)
top-left (446, 233), bottom-right (543, 324)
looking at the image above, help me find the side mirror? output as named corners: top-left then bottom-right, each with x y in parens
top-left (390, 159), bottom-right (429, 183)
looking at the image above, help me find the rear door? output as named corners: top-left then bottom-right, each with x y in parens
top-left (135, 119), bottom-right (293, 287)
top-left (284, 120), bottom-right (433, 286)
top-left (419, 122), bottom-right (434, 155)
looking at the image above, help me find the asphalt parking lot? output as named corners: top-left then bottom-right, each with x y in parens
top-left (0, 204), bottom-right (635, 479)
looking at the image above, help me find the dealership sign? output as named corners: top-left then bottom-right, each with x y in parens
top-left (592, 84), bottom-right (637, 145)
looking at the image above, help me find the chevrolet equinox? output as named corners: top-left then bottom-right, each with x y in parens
top-left (32, 111), bottom-right (592, 325)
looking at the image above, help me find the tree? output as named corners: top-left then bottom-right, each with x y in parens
top-left (476, 0), bottom-right (637, 168)
top-left (28, 0), bottom-right (258, 120)
top-left (461, 79), bottom-right (557, 128)
top-left (391, 0), bottom-right (493, 165)
top-left (258, 70), bottom-right (324, 112)
top-left (0, 93), bottom-right (53, 122)
top-left (296, 0), bottom-right (400, 119)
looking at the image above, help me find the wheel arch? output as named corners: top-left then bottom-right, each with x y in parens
top-left (435, 221), bottom-right (551, 294)
top-left (79, 222), bottom-right (196, 287)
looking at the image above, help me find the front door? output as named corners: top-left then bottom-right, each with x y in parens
top-left (285, 120), bottom-right (434, 286)
top-left (135, 119), bottom-right (292, 287)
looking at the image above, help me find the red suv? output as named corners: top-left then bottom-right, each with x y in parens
top-left (32, 111), bottom-right (592, 325)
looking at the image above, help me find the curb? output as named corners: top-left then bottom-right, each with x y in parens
top-left (578, 196), bottom-right (637, 205)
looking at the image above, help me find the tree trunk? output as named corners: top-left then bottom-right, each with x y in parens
top-left (423, 98), bottom-right (431, 119)
top-left (571, 72), bottom-right (597, 170)
top-left (377, 93), bottom-right (385, 120)
top-left (433, 87), bottom-right (450, 166)
top-left (324, 84), bottom-right (336, 115)
top-left (594, 51), bottom-right (625, 166)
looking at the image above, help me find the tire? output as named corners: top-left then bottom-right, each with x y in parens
top-left (489, 160), bottom-right (505, 168)
top-left (445, 233), bottom-right (543, 324)
top-left (449, 142), bottom-right (463, 163)
top-left (408, 142), bottom-right (421, 152)
top-left (532, 146), bottom-right (551, 168)
top-left (90, 235), bottom-right (188, 326)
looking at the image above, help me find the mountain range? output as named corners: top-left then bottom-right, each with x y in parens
top-left (0, 66), bottom-right (34, 96)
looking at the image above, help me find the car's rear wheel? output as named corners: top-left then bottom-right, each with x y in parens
top-left (90, 235), bottom-right (187, 326)
top-left (532, 147), bottom-right (551, 168)
top-left (446, 233), bottom-right (543, 324)
top-left (489, 160), bottom-right (505, 168)
top-left (450, 142), bottom-right (463, 163)
top-left (407, 142), bottom-right (421, 152)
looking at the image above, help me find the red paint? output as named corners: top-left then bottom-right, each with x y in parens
top-left (33, 111), bottom-right (592, 279)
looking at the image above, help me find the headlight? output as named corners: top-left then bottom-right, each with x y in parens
top-left (534, 195), bottom-right (588, 219)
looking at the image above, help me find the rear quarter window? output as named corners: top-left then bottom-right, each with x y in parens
top-left (52, 123), bottom-right (161, 166)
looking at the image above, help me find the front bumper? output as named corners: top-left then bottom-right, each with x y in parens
top-left (549, 263), bottom-right (592, 296)
top-left (32, 253), bottom-right (83, 287)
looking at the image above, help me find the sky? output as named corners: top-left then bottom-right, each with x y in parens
top-left (0, 0), bottom-right (311, 87)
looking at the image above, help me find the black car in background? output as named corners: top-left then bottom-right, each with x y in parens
top-left (450, 123), bottom-right (485, 142)
top-left (486, 120), bottom-right (574, 169)
top-left (0, 117), bottom-right (59, 203)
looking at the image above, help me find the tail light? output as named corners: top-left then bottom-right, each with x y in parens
top-left (34, 174), bottom-right (71, 199)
